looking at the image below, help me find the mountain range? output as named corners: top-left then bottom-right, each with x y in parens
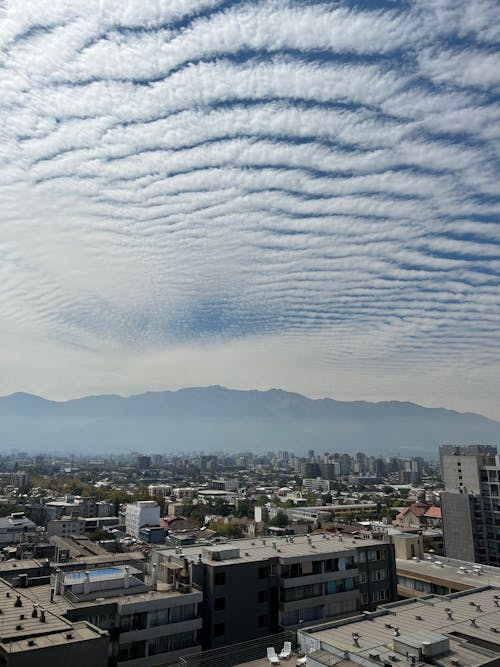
top-left (0, 386), bottom-right (498, 457)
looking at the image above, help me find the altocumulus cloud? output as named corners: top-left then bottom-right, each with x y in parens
top-left (0, 0), bottom-right (499, 417)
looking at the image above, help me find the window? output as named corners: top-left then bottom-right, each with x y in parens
top-left (361, 593), bottom-right (369, 604)
top-left (214, 571), bottom-right (226, 586)
top-left (302, 561), bottom-right (313, 575)
top-left (326, 580), bottom-right (336, 594)
top-left (148, 608), bottom-right (169, 627)
top-left (214, 597), bottom-right (225, 611)
top-left (214, 623), bottom-right (225, 637)
top-left (258, 590), bottom-right (268, 603)
top-left (258, 566), bottom-right (268, 579)
top-left (171, 604), bottom-right (195, 623)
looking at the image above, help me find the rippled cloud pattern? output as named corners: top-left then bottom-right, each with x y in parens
top-left (1, 0), bottom-right (499, 415)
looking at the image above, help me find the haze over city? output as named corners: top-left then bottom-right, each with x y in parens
top-left (1, 0), bottom-right (499, 420)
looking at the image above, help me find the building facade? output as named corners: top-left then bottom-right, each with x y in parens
top-left (440, 444), bottom-right (500, 564)
top-left (125, 501), bottom-right (161, 538)
top-left (153, 532), bottom-right (396, 649)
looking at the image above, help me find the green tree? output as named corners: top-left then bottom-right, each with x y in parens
top-left (269, 511), bottom-right (288, 527)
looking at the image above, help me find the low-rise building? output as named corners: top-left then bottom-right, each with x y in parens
top-left (0, 512), bottom-right (40, 545)
top-left (298, 586), bottom-right (500, 667)
top-left (47, 516), bottom-right (86, 539)
top-left (0, 576), bottom-right (108, 667)
top-left (396, 553), bottom-right (500, 598)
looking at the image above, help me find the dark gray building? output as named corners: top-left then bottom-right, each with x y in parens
top-left (153, 532), bottom-right (396, 649)
top-left (440, 444), bottom-right (500, 565)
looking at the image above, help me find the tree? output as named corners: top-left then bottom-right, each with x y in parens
top-left (269, 511), bottom-right (288, 527)
top-left (208, 521), bottom-right (243, 538)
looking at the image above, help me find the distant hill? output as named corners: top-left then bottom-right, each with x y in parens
top-left (0, 386), bottom-right (498, 456)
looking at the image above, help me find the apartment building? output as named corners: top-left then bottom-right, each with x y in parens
top-left (125, 500), bottom-right (161, 538)
top-left (0, 577), bottom-right (108, 667)
top-left (47, 516), bottom-right (86, 538)
top-left (153, 532), bottom-right (396, 649)
top-left (19, 563), bottom-right (203, 667)
top-left (439, 444), bottom-right (500, 564)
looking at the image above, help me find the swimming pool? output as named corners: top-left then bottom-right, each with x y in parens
top-left (64, 567), bottom-right (123, 581)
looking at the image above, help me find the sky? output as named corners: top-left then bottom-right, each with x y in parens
top-left (0, 0), bottom-right (499, 419)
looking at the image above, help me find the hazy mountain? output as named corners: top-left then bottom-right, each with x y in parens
top-left (0, 386), bottom-right (498, 456)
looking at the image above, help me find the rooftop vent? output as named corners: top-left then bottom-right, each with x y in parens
top-left (415, 615), bottom-right (423, 621)
top-left (66, 633), bottom-right (73, 640)
top-left (368, 652), bottom-right (380, 661)
top-left (14, 595), bottom-right (22, 607)
top-left (490, 627), bottom-right (499, 633)
top-left (451, 660), bottom-right (460, 666)
top-left (40, 610), bottom-right (46, 623)
top-left (27, 640), bottom-right (35, 647)
top-left (16, 624), bottom-right (23, 631)
top-left (469, 618), bottom-right (478, 627)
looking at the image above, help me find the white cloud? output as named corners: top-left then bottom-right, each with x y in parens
top-left (0, 0), bottom-right (499, 420)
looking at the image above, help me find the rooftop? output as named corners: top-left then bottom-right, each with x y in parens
top-left (397, 555), bottom-right (500, 590)
top-left (0, 577), bottom-right (71, 640)
top-left (5, 621), bottom-right (106, 653)
top-left (157, 532), bottom-right (386, 566)
top-left (301, 587), bottom-right (500, 667)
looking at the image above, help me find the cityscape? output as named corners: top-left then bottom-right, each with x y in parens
top-left (1, 0), bottom-right (499, 666)
top-left (0, 444), bottom-right (498, 665)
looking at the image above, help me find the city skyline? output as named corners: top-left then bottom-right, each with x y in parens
top-left (1, 1), bottom-right (499, 419)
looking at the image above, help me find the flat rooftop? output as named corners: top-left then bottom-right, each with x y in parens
top-left (18, 579), bottom-right (200, 616)
top-left (5, 621), bottom-right (106, 653)
top-left (397, 556), bottom-right (500, 589)
top-left (304, 587), bottom-right (500, 667)
top-left (156, 532), bottom-right (385, 566)
top-left (0, 578), bottom-right (71, 639)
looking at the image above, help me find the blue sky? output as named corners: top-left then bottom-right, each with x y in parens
top-left (0, 0), bottom-right (499, 418)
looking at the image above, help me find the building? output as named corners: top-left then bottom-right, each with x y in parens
top-left (396, 553), bottom-right (500, 598)
top-left (286, 504), bottom-right (378, 523)
top-left (148, 483), bottom-right (172, 498)
top-left (125, 500), bottom-right (161, 538)
top-left (10, 471), bottom-right (28, 489)
top-left (0, 576), bottom-right (108, 667)
top-left (19, 563), bottom-right (202, 667)
top-left (0, 512), bottom-right (40, 545)
top-left (439, 444), bottom-right (500, 565)
top-left (47, 517), bottom-right (86, 539)
top-left (298, 586), bottom-right (500, 667)
top-left (153, 532), bottom-right (396, 649)
top-left (303, 478), bottom-right (333, 493)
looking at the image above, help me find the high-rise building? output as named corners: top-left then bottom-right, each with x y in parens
top-left (440, 444), bottom-right (500, 564)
